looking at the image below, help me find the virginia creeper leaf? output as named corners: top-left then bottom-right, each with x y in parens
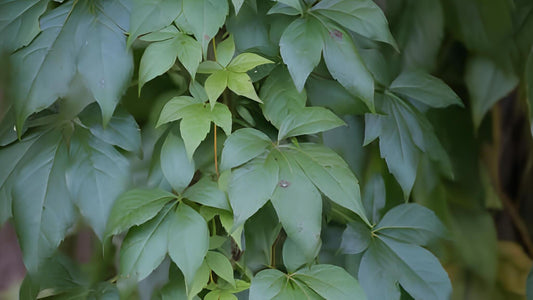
top-left (127, 0), bottom-right (181, 48)
top-left (160, 131), bottom-right (195, 193)
top-left (181, 0), bottom-right (228, 55)
top-left (293, 264), bottom-right (366, 299)
top-left (220, 128), bottom-right (272, 171)
top-left (205, 251), bottom-right (236, 287)
top-left (0, 0), bottom-right (48, 52)
top-left (278, 107), bottom-right (345, 140)
top-left (227, 71), bottom-right (262, 103)
top-left (183, 177), bottom-right (230, 211)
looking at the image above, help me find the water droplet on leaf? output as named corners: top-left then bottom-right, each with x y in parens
top-left (279, 180), bottom-right (290, 188)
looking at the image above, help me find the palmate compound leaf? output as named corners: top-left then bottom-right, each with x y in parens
top-left (11, 0), bottom-right (134, 131)
top-left (364, 93), bottom-right (453, 198)
top-left (105, 188), bottom-right (177, 238)
top-left (138, 31), bottom-right (202, 93)
top-left (359, 235), bottom-right (451, 300)
top-left (310, 0), bottom-right (397, 49)
top-left (0, 0), bottom-right (48, 52)
top-left (287, 143), bottom-right (369, 224)
top-left (67, 126), bottom-right (130, 239)
top-left (127, 0), bottom-right (182, 48)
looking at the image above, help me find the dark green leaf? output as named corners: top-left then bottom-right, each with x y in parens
top-left (278, 107), bottom-right (345, 140)
top-left (466, 56), bottom-right (519, 130)
top-left (311, 0), bottom-right (397, 48)
top-left (127, 0), bottom-right (181, 48)
top-left (67, 127), bottom-right (130, 239)
top-left (168, 203), bottom-right (209, 287)
top-left (160, 131), bottom-right (195, 193)
top-left (341, 222), bottom-right (372, 254)
top-left (183, 177), bottom-right (230, 211)
top-left (119, 204), bottom-right (173, 280)
top-left (374, 204), bottom-right (446, 246)
top-left (306, 76), bottom-right (369, 116)
top-left (220, 128), bottom-right (272, 171)
top-left (390, 71), bottom-right (462, 108)
top-left (282, 238), bottom-right (308, 272)
top-left (181, 0), bottom-right (228, 55)
top-left (228, 155), bottom-right (278, 228)
top-left (205, 251), bottom-right (236, 287)
top-left (294, 264), bottom-right (366, 299)
top-left (271, 153), bottom-right (322, 262)
top-left (280, 17), bottom-right (323, 91)
top-left (249, 269), bottom-right (287, 300)
top-left (105, 188), bottom-right (176, 238)
top-left (321, 23), bottom-right (374, 111)
top-left (0, 0), bottom-right (48, 52)
top-left (156, 264), bottom-right (187, 300)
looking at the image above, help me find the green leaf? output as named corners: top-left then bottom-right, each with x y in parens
top-left (139, 25), bottom-right (179, 42)
top-left (527, 50), bottom-right (533, 137)
top-left (78, 104), bottom-right (141, 155)
top-left (276, 0), bottom-right (302, 12)
top-left (288, 144), bottom-right (368, 223)
top-left (271, 153), bottom-right (322, 262)
top-left (160, 131), bottom-right (195, 193)
top-left (374, 204), bottom-right (446, 246)
top-left (119, 204), bottom-right (173, 281)
top-left (249, 269), bottom-right (287, 300)
top-left (189, 81), bottom-right (209, 102)
top-left (268, 2), bottom-right (301, 16)
top-left (390, 71), bottom-right (462, 108)
top-left (362, 174), bottom-right (386, 224)
top-left (183, 177), bottom-right (230, 211)
top-left (181, 0), bottom-right (228, 55)
top-left (127, 0), bottom-right (182, 48)
top-left (198, 61), bottom-right (224, 74)
top-left (105, 188), bottom-right (177, 238)
top-left (321, 24), bottom-right (374, 111)
top-left (364, 93), bottom-right (452, 198)
top-left (188, 261), bottom-right (210, 299)
top-left (175, 33), bottom-right (203, 79)
top-left (205, 70), bottom-right (229, 108)
top-left (156, 264), bottom-right (188, 300)
top-left (294, 264), bottom-right (366, 299)
top-left (260, 67), bottom-right (306, 129)
top-left (168, 203), bottom-right (209, 288)
top-left (67, 127), bottom-right (130, 239)
top-left (282, 238), bottom-right (308, 272)
top-left (216, 35), bottom-right (235, 67)
top-left (358, 236), bottom-right (451, 300)
top-left (280, 17), bottom-right (323, 91)
top-left (466, 56), bottom-right (519, 130)
top-left (311, 0), bottom-right (397, 49)
top-left (77, 0), bottom-right (134, 125)
top-left (179, 105), bottom-right (212, 160)
top-left (227, 53), bottom-right (273, 73)
top-left (157, 96), bottom-right (201, 127)
top-left (227, 71), bottom-right (262, 102)
top-left (306, 76), bottom-right (369, 115)
top-left (228, 156), bottom-right (279, 229)
top-left (340, 221), bottom-right (372, 254)
top-left (0, 0), bottom-right (48, 52)
top-left (220, 128), bottom-right (272, 170)
top-left (210, 103), bottom-right (233, 136)
top-left (278, 107), bottom-right (345, 140)
top-left (205, 251), bottom-right (236, 287)
top-left (10, 131), bottom-right (75, 273)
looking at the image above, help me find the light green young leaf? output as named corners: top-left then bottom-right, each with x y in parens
top-left (78, 104), bottom-right (141, 155)
top-left (278, 107), bottom-right (345, 140)
top-left (205, 70), bottom-right (229, 108)
top-left (466, 56), bottom-right (519, 130)
top-left (340, 221), bottom-right (372, 254)
top-left (321, 24), bottom-right (374, 111)
top-left (359, 236), bottom-right (451, 300)
top-left (228, 156), bottom-right (279, 229)
top-left (249, 269), bottom-right (287, 300)
top-left (77, 0), bottom-right (134, 125)
top-left (175, 33), bottom-right (203, 78)
top-left (289, 144), bottom-right (368, 223)
top-left (205, 251), bottom-right (236, 287)
top-left (181, 0), bottom-right (228, 55)
top-left (10, 131), bottom-right (75, 273)
top-left (220, 128), bottom-right (272, 170)
top-left (160, 131), bottom-right (195, 193)
top-left (105, 188), bottom-right (176, 238)
top-left (271, 154), bottom-right (322, 262)
top-left (294, 264), bottom-right (366, 299)
top-left (183, 177), bottom-right (230, 211)
top-left (210, 103), bottom-right (233, 136)
top-left (188, 261), bottom-right (210, 299)
top-left (390, 71), bottom-right (462, 108)
top-left (119, 204), bottom-right (173, 281)
top-left (168, 203), bottom-right (209, 288)
top-left (227, 53), bottom-right (273, 73)
top-left (227, 71), bottom-right (262, 102)
top-left (179, 106), bottom-right (212, 160)
top-left (198, 61), bottom-right (224, 74)
top-left (67, 127), bottom-right (130, 239)
top-left (280, 17), bottom-right (323, 91)
top-left (0, 0), bottom-right (48, 52)
top-left (260, 67), bottom-right (307, 128)
top-left (311, 0), bottom-right (397, 49)
top-left (374, 203), bottom-right (446, 246)
top-left (205, 290), bottom-right (237, 300)
top-left (216, 35), bottom-right (235, 67)
top-left (127, 0), bottom-right (182, 48)
top-left (157, 96), bottom-right (201, 127)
